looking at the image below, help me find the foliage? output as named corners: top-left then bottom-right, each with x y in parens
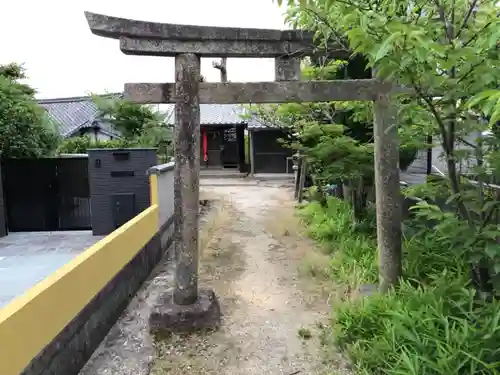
top-left (134, 120), bottom-right (174, 160)
top-left (298, 197), bottom-right (377, 286)
top-left (280, 0), bottom-right (499, 207)
top-left (294, 120), bottom-right (374, 184)
top-left (333, 278), bottom-right (500, 375)
top-left (283, 0), bottom-right (500, 365)
top-left (92, 95), bottom-right (174, 159)
top-left (94, 95), bottom-right (161, 138)
top-left (277, 0), bottom-right (500, 291)
top-left (247, 59), bottom-right (377, 183)
top-left (246, 59), bottom-right (377, 219)
top-left (0, 63), bottom-right (59, 158)
top-left (247, 58), bottom-right (419, 218)
top-left (299, 197), bottom-right (500, 374)
top-left (55, 136), bottom-right (131, 155)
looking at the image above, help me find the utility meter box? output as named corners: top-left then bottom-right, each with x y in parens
top-left (88, 148), bottom-right (157, 236)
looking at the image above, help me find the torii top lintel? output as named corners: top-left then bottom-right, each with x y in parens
top-left (84, 11), bottom-right (346, 58)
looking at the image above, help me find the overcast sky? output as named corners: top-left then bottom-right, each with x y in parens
top-left (0, 0), bottom-right (287, 99)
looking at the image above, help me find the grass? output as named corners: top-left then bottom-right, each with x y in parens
top-left (151, 195), bottom-right (234, 375)
top-left (198, 194), bottom-right (231, 258)
top-left (297, 198), bottom-right (377, 290)
top-left (298, 196), bottom-right (500, 375)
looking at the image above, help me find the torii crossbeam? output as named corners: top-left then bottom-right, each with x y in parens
top-left (84, 11), bottom-right (402, 332)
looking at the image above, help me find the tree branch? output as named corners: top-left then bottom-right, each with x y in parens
top-left (433, 0), bottom-right (454, 43)
top-left (212, 57), bottom-right (228, 83)
top-left (456, 0), bottom-right (478, 39)
top-left (302, 7), bottom-right (350, 50)
top-left (462, 16), bottom-right (499, 48)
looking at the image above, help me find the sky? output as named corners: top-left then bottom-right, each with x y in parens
top-left (0, 0), bottom-right (287, 99)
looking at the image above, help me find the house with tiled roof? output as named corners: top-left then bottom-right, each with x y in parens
top-left (38, 94), bottom-right (294, 175)
top-left (163, 103), bottom-right (294, 174)
top-left (37, 94), bottom-right (122, 141)
top-left (164, 103), bottom-right (248, 172)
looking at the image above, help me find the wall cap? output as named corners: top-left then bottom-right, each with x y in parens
top-left (87, 148), bottom-right (158, 151)
top-left (148, 162), bottom-right (175, 175)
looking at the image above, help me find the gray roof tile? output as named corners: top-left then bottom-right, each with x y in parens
top-left (247, 116), bottom-right (280, 130)
top-left (39, 97), bottom-right (254, 137)
top-left (163, 104), bottom-right (247, 125)
top-left (37, 94), bottom-right (122, 137)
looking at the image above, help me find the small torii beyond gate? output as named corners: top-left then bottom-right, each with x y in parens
top-left (85, 12), bottom-right (402, 331)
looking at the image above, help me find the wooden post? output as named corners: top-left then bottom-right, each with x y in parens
top-left (249, 130), bottom-right (255, 175)
top-left (426, 135), bottom-right (433, 175)
top-left (293, 152), bottom-right (300, 199)
top-left (373, 90), bottom-right (402, 293)
top-left (297, 159), bottom-right (308, 203)
top-left (173, 53), bottom-right (201, 305)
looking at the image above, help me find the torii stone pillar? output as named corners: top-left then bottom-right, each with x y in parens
top-left (173, 53), bottom-right (202, 306)
top-left (84, 11), bottom-right (404, 331)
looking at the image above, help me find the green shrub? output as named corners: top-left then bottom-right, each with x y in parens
top-left (403, 222), bottom-right (469, 284)
top-left (333, 277), bottom-right (500, 374)
top-left (56, 136), bottom-right (130, 154)
top-left (298, 197), bottom-right (500, 374)
top-left (298, 197), bottom-right (377, 287)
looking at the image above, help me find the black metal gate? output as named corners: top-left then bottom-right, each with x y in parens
top-left (2, 157), bottom-right (91, 232)
top-left (252, 130), bottom-right (293, 173)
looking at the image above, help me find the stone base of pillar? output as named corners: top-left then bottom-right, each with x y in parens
top-left (149, 288), bottom-right (221, 334)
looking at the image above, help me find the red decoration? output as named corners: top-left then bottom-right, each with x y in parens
top-left (202, 129), bottom-right (208, 162)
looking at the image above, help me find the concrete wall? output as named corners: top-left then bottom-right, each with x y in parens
top-left (88, 148), bottom-right (158, 236)
top-left (0, 171), bottom-right (175, 375)
top-left (406, 132), bottom-right (483, 177)
top-left (148, 162), bottom-right (175, 252)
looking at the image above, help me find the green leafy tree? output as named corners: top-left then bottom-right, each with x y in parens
top-left (248, 58), bottom-right (418, 220)
top-left (276, 0), bottom-right (500, 290)
top-left (0, 63), bottom-right (59, 158)
top-left (92, 95), bottom-right (163, 138)
top-left (247, 60), bottom-right (375, 208)
top-left (92, 95), bottom-right (174, 161)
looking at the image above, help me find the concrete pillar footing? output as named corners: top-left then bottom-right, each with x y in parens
top-left (149, 287), bottom-right (222, 334)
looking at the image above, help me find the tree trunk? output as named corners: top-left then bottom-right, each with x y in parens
top-left (352, 177), bottom-right (366, 222)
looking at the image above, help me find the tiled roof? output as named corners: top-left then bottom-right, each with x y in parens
top-left (247, 115), bottom-right (281, 130)
top-left (39, 97), bottom-right (260, 136)
top-left (38, 94), bottom-right (122, 138)
top-left (163, 104), bottom-right (247, 125)
top-left (245, 104), bottom-right (285, 130)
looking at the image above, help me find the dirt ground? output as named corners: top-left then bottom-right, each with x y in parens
top-left (152, 181), bottom-right (352, 375)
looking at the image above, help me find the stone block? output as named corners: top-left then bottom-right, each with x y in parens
top-left (149, 288), bottom-right (221, 334)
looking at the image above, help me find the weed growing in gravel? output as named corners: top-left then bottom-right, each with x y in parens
top-left (297, 327), bottom-right (313, 340)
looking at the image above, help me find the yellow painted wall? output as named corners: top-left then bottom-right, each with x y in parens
top-left (0, 204), bottom-right (159, 375)
top-left (150, 174), bottom-right (159, 206)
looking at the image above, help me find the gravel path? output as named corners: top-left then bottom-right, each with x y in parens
top-left (152, 181), bottom-right (344, 375)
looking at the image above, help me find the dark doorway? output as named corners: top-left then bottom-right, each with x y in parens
top-left (221, 127), bottom-right (239, 168)
top-left (201, 128), bottom-right (223, 168)
top-left (2, 157), bottom-right (91, 232)
top-left (201, 126), bottom-right (246, 171)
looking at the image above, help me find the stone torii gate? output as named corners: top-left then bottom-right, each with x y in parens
top-left (85, 11), bottom-right (402, 331)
